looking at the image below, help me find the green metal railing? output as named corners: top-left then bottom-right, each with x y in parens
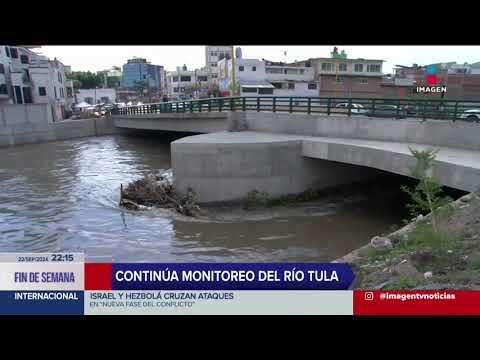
top-left (110, 96), bottom-right (480, 122)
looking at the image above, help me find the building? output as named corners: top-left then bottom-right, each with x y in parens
top-left (76, 88), bottom-right (117, 105)
top-left (97, 66), bottom-right (122, 88)
top-left (166, 65), bottom-right (196, 99)
top-left (289, 48), bottom-right (384, 98)
top-left (205, 46), bottom-right (232, 85)
top-left (0, 45), bottom-right (74, 120)
top-left (121, 58), bottom-right (164, 91)
top-left (217, 57), bottom-right (317, 97)
top-left (380, 62), bottom-right (480, 99)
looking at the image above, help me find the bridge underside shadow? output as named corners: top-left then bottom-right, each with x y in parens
top-left (172, 131), bottom-right (480, 203)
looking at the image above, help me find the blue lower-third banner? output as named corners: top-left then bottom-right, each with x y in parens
top-left (0, 291), bottom-right (84, 315)
top-left (110, 263), bottom-right (355, 290)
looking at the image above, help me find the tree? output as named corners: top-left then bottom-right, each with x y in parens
top-left (107, 76), bottom-right (121, 89)
top-left (228, 81), bottom-right (237, 95)
top-left (133, 80), bottom-right (149, 96)
top-left (401, 147), bottom-right (452, 233)
top-left (67, 71), bottom-right (103, 89)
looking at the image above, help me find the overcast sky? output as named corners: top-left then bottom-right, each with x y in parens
top-left (39, 46), bottom-right (480, 74)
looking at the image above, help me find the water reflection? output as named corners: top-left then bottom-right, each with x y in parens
top-left (0, 135), bottom-right (403, 262)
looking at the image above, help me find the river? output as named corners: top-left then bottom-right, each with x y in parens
top-left (0, 134), bottom-right (406, 262)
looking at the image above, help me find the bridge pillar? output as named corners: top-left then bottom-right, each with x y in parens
top-left (171, 132), bottom-right (381, 203)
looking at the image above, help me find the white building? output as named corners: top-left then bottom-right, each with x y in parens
top-left (76, 88), bottom-right (117, 105)
top-left (205, 46), bottom-right (232, 84)
top-left (166, 65), bottom-right (210, 99)
top-left (217, 57), bottom-right (317, 97)
top-left (441, 62), bottom-right (480, 75)
top-left (0, 45), bottom-right (74, 120)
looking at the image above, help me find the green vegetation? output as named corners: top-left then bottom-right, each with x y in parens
top-left (133, 80), bottom-right (149, 96)
top-left (382, 276), bottom-right (423, 290)
top-left (401, 147), bottom-right (453, 232)
top-left (67, 71), bottom-right (104, 89)
top-left (243, 189), bottom-right (323, 210)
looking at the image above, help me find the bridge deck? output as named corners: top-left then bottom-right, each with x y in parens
top-left (175, 131), bottom-right (480, 192)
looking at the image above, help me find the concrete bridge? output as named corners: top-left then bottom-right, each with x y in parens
top-left (113, 111), bottom-right (480, 203)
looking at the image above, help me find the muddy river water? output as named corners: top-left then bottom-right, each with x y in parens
top-left (0, 135), bottom-right (406, 262)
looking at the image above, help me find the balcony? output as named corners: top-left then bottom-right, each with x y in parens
top-left (381, 77), bottom-right (416, 86)
top-left (265, 66), bottom-right (314, 82)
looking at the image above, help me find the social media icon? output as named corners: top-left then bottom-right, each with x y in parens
top-left (365, 292), bottom-right (374, 301)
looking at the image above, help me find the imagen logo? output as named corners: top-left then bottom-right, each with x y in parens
top-left (415, 64), bottom-right (447, 93)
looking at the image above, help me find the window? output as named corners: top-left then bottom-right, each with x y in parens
top-left (5, 47), bottom-right (10, 57)
top-left (197, 76), bottom-right (208, 82)
top-left (58, 72), bottom-right (62, 83)
top-left (38, 87), bottom-right (47, 96)
top-left (288, 82), bottom-right (295, 89)
top-left (20, 55), bottom-right (29, 64)
top-left (0, 64), bottom-right (4, 74)
top-left (271, 82), bottom-right (283, 89)
top-left (101, 96), bottom-right (109, 103)
top-left (367, 64), bottom-right (381, 73)
top-left (258, 88), bottom-right (273, 95)
top-left (321, 63), bottom-right (333, 71)
top-left (333, 77), bottom-right (344, 84)
top-left (10, 48), bottom-right (18, 58)
top-left (252, 66), bottom-right (256, 71)
top-left (211, 63), bottom-right (217, 67)
top-left (239, 66), bottom-right (244, 72)
top-left (0, 84), bottom-right (7, 94)
top-left (241, 87), bottom-right (257, 93)
top-left (22, 87), bottom-right (32, 104)
top-left (354, 64), bottom-right (364, 72)
top-left (172, 76), bottom-right (178, 82)
top-left (23, 69), bottom-right (30, 82)
top-left (180, 87), bottom-right (185, 92)
top-left (180, 76), bottom-right (191, 82)
top-left (143, 74), bottom-right (146, 79)
top-left (54, 86), bottom-right (57, 98)
top-left (299, 69), bottom-right (305, 74)
top-left (338, 63), bottom-right (347, 72)
top-left (211, 51), bottom-right (217, 57)
top-left (173, 88), bottom-right (179, 93)
top-left (66, 87), bottom-right (72, 97)
top-left (60, 87), bottom-right (64, 98)
top-left (308, 83), bottom-right (317, 90)
top-left (14, 86), bottom-right (23, 104)
top-left (358, 78), bottom-right (368, 84)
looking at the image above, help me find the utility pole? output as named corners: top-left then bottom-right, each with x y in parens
top-left (231, 45), bottom-right (236, 96)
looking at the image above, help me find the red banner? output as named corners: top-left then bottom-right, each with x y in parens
top-left (354, 290), bottom-right (480, 315)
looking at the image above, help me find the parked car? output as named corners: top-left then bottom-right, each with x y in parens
top-left (402, 104), bottom-right (418, 115)
top-left (335, 103), bottom-right (367, 114)
top-left (459, 109), bottom-right (480, 122)
top-left (365, 104), bottom-right (407, 119)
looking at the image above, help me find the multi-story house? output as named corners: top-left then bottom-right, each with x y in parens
top-left (205, 45), bottom-right (232, 85)
top-left (382, 62), bottom-right (480, 99)
top-left (217, 57), bottom-right (317, 97)
top-left (166, 65), bottom-right (211, 99)
top-left (0, 45), bottom-right (73, 120)
top-left (290, 48), bottom-right (385, 98)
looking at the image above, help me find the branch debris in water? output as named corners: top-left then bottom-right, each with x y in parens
top-left (119, 172), bottom-right (201, 217)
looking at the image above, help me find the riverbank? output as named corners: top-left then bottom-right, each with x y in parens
top-left (0, 115), bottom-right (122, 148)
top-left (336, 191), bottom-right (480, 290)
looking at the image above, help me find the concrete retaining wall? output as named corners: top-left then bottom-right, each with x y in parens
top-left (172, 132), bottom-right (381, 203)
top-left (0, 114), bottom-right (121, 148)
top-left (243, 112), bottom-right (480, 151)
top-left (113, 112), bottom-right (231, 133)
